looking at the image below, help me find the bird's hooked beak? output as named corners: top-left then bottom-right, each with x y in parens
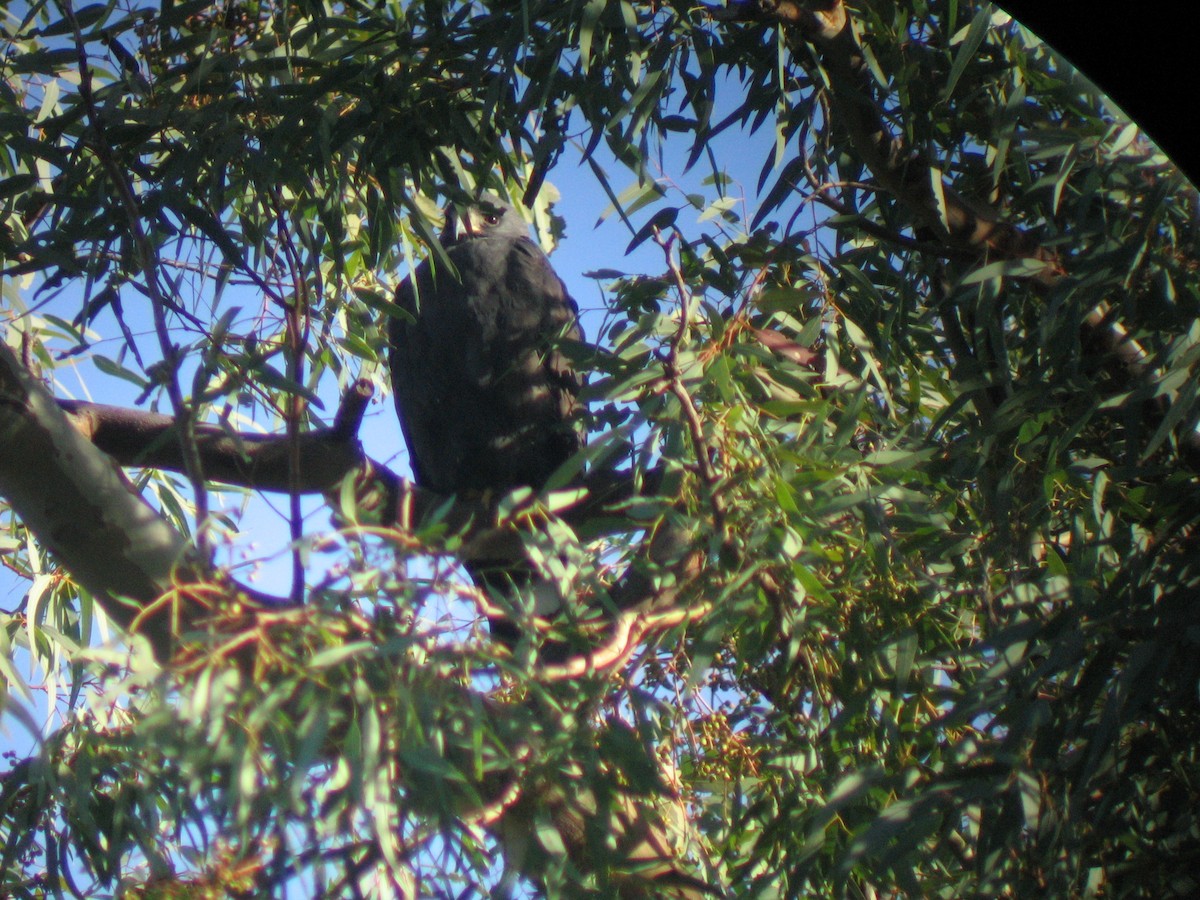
top-left (442, 200), bottom-right (505, 242)
top-left (441, 206), bottom-right (469, 242)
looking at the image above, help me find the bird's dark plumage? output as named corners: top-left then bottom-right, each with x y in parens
top-left (389, 194), bottom-right (583, 500)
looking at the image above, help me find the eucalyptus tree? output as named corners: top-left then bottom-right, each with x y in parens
top-left (1, 1), bottom-right (1197, 897)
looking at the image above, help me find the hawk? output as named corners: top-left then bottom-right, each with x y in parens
top-left (388, 193), bottom-right (584, 642)
top-left (388, 193), bottom-right (583, 497)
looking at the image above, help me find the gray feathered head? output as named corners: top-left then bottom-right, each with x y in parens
top-left (441, 192), bottom-right (529, 244)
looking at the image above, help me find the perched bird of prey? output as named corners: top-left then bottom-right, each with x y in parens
top-left (389, 194), bottom-right (583, 645)
top-left (388, 193), bottom-right (583, 499)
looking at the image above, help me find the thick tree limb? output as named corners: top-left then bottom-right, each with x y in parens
top-left (1, 339), bottom-right (199, 657)
top-left (56, 378), bottom-right (382, 496)
top-left (52, 388), bottom-right (688, 571)
top-left (53, 385), bottom-right (659, 514)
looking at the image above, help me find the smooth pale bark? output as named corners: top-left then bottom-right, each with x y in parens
top-left (0, 338), bottom-right (192, 655)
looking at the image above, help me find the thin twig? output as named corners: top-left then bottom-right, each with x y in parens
top-left (270, 189), bottom-right (314, 605)
top-left (652, 228), bottom-right (728, 528)
top-left (537, 599), bottom-right (712, 681)
top-left (61, 0), bottom-right (212, 554)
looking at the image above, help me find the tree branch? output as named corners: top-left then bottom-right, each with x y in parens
top-left (1, 339), bottom-right (200, 658)
top-left (56, 379), bottom-right (382, 496)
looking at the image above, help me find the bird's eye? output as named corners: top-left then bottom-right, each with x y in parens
top-left (483, 213), bottom-right (501, 225)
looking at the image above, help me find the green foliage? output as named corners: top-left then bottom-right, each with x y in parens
top-left (2, 0), bottom-right (1200, 897)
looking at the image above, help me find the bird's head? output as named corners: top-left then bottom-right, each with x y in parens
top-left (441, 193), bottom-right (529, 244)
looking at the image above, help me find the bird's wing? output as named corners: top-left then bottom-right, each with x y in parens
top-left (507, 238), bottom-right (584, 440)
top-left (389, 265), bottom-right (442, 488)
